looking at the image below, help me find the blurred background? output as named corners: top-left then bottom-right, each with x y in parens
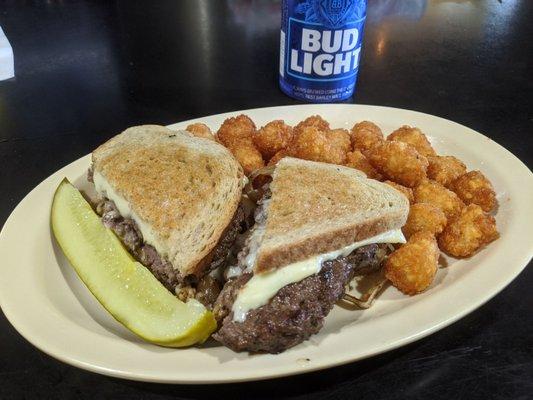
top-left (0, 0), bottom-right (530, 220)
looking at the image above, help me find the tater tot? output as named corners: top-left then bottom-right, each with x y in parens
top-left (267, 149), bottom-right (290, 166)
top-left (427, 155), bottom-right (466, 188)
top-left (414, 179), bottom-right (465, 219)
top-left (289, 126), bottom-right (346, 164)
top-left (229, 143), bottom-right (265, 175)
top-left (350, 121), bottom-right (384, 154)
top-left (216, 115), bottom-right (264, 175)
top-left (185, 123), bottom-right (215, 140)
top-left (216, 114), bottom-right (256, 147)
top-left (367, 141), bottom-right (428, 187)
top-left (403, 203), bottom-right (447, 239)
top-left (388, 126), bottom-right (436, 157)
top-left (384, 180), bottom-right (414, 204)
top-left (385, 231), bottom-right (440, 295)
top-left (326, 128), bottom-right (352, 153)
top-left (345, 150), bottom-right (383, 180)
top-left (294, 115), bottom-right (330, 132)
top-left (253, 120), bottom-right (293, 160)
top-left (438, 204), bottom-right (499, 257)
top-left (450, 170), bottom-right (497, 212)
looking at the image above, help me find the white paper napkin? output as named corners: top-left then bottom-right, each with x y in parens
top-left (0, 26), bottom-right (14, 80)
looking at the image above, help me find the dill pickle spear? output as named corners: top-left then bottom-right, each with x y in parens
top-left (51, 179), bottom-right (216, 347)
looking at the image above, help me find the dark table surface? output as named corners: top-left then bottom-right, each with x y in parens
top-left (1, 1), bottom-right (532, 399)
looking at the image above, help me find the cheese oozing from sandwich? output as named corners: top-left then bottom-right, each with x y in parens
top-left (231, 229), bottom-right (406, 322)
top-left (93, 171), bottom-right (168, 260)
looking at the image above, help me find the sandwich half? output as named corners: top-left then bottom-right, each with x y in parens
top-left (213, 157), bottom-right (409, 353)
top-left (89, 125), bottom-right (245, 306)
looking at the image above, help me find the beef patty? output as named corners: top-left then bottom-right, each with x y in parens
top-left (213, 244), bottom-right (387, 354)
top-left (96, 199), bottom-right (244, 302)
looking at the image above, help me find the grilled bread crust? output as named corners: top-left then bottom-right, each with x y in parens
top-left (92, 125), bottom-right (244, 277)
top-left (254, 157), bottom-right (409, 273)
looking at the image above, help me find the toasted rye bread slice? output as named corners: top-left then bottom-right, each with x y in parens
top-left (254, 157), bottom-right (409, 274)
top-left (92, 125), bottom-right (244, 277)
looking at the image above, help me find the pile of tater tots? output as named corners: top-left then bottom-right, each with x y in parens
top-left (185, 114), bottom-right (499, 296)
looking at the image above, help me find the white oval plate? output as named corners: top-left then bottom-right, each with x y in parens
top-left (1, 105), bottom-right (532, 384)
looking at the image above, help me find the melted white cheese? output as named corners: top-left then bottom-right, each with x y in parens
top-left (243, 225), bottom-right (266, 271)
top-left (93, 171), bottom-right (167, 258)
top-left (242, 198), bottom-right (270, 271)
top-left (231, 229), bottom-right (406, 322)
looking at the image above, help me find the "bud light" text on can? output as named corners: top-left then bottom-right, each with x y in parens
top-left (279, 0), bottom-right (367, 102)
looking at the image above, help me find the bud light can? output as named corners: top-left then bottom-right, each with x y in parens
top-left (279, 0), bottom-right (367, 102)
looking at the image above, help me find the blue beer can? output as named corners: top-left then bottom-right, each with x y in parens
top-left (279, 0), bottom-right (367, 102)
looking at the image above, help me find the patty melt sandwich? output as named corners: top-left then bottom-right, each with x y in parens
top-left (213, 157), bottom-right (409, 353)
top-left (88, 125), bottom-right (245, 306)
